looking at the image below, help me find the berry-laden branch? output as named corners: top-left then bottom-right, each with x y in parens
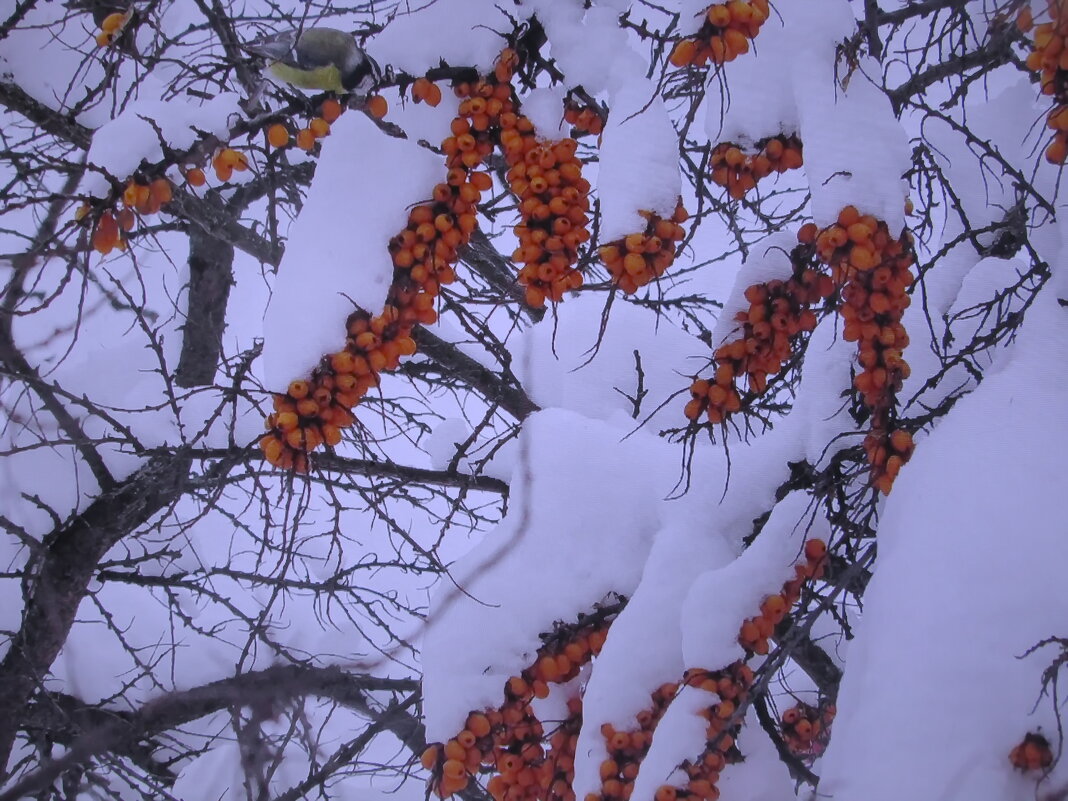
top-left (708, 135), bottom-right (804, 200)
top-left (599, 204), bottom-right (689, 295)
top-left (422, 599), bottom-right (626, 800)
top-left (808, 207), bottom-right (916, 494)
top-left (646, 539), bottom-right (828, 801)
top-left (576, 540), bottom-right (828, 801)
top-left (260, 46), bottom-right (593, 470)
top-left (591, 681), bottom-right (689, 801)
top-left (683, 207), bottom-right (917, 495)
top-left (683, 234), bottom-right (834, 425)
top-left (497, 54), bottom-right (592, 308)
top-left (1018, 2), bottom-right (1068, 164)
top-left (259, 53), bottom-right (520, 471)
top-left (668, 1), bottom-right (771, 67)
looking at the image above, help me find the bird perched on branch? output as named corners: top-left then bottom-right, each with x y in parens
top-left (243, 26), bottom-right (379, 94)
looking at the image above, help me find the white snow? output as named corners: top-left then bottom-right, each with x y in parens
top-left (598, 84), bottom-right (682, 241)
top-left (523, 87), bottom-right (570, 141)
top-left (572, 526), bottom-right (735, 799)
top-left (82, 92), bottom-right (242, 197)
top-left (681, 491), bottom-right (825, 670)
top-left (705, 8), bottom-right (799, 146)
top-left (367, 0), bottom-right (510, 75)
top-left (819, 283), bottom-right (1068, 800)
top-left (421, 408), bottom-right (667, 741)
top-left (788, 0), bottom-right (910, 231)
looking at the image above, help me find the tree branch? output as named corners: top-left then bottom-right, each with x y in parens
top-left (174, 228), bottom-right (235, 387)
top-left (412, 328), bottom-right (539, 421)
top-left (0, 80), bottom-right (92, 149)
top-left (5, 665), bottom-right (418, 800)
top-left (0, 451), bottom-right (212, 775)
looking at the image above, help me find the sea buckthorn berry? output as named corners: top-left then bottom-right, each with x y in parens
top-left (267, 123), bottom-right (290, 148)
top-left (101, 11), bottom-right (127, 34)
top-left (367, 95), bottom-right (388, 118)
top-left (321, 98), bottom-right (343, 122)
top-left (1010, 732), bottom-right (1054, 771)
top-left (804, 539), bottom-right (827, 562)
top-left (92, 211), bottom-right (120, 254)
top-left (296, 128), bottom-right (316, 151)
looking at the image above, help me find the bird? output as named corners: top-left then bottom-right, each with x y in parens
top-left (243, 26), bottom-right (379, 94)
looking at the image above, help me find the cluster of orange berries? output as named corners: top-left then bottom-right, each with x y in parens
top-left (1018, 4), bottom-right (1068, 163)
top-left (266, 97), bottom-right (345, 151)
top-left (411, 77), bottom-right (444, 107)
top-left (805, 206), bottom-right (915, 493)
top-left (487, 70), bottom-right (591, 307)
top-left (650, 539), bottom-right (828, 801)
top-left (261, 57), bottom-right (511, 470)
top-left (861, 428), bottom-right (914, 496)
top-left (738, 539), bottom-right (826, 655)
top-left (649, 665), bottom-right (752, 801)
top-left (424, 611), bottom-right (617, 800)
top-left (779, 702), bottom-right (835, 757)
top-left (668, 0), bottom-right (770, 68)
top-left (709, 135), bottom-right (803, 200)
top-left (82, 176), bottom-right (174, 255)
top-left (260, 373), bottom-right (357, 472)
top-left (591, 682), bottom-right (680, 801)
top-left (544, 698), bottom-right (584, 801)
top-left (94, 10), bottom-right (130, 48)
top-left (598, 205), bottom-right (689, 294)
top-left (1009, 732), bottom-right (1054, 772)
top-left (564, 101), bottom-right (605, 137)
top-left (684, 240), bottom-right (833, 424)
top-left (210, 147), bottom-right (250, 182)
top-left (507, 135), bottom-right (591, 307)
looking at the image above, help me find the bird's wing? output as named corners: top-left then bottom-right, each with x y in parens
top-left (242, 29), bottom-right (298, 62)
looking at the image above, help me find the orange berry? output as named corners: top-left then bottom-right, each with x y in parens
top-left (804, 539), bottom-right (827, 561)
top-left (707, 4), bottom-right (731, 26)
top-left (92, 212), bottom-right (119, 254)
top-left (296, 128), bottom-right (316, 151)
top-left (309, 117), bottom-right (331, 138)
top-left (320, 98), bottom-right (343, 122)
top-left (267, 123), bottom-right (290, 148)
top-left (116, 208), bottom-right (136, 232)
top-left (1018, 6), bottom-right (1034, 32)
top-left (669, 39), bottom-right (697, 67)
top-left (149, 177), bottom-right (172, 207)
top-left (184, 167), bottom-right (206, 187)
top-left (421, 745), bottom-right (440, 770)
top-left (101, 11), bottom-right (127, 34)
top-left (367, 95), bottom-right (388, 119)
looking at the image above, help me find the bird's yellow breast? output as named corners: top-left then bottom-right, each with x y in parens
top-left (268, 62), bottom-right (344, 93)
